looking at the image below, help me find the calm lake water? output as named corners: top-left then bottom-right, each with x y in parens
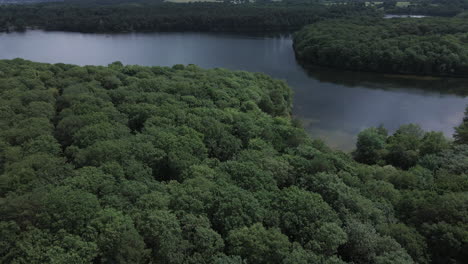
top-left (384, 14), bottom-right (428, 18)
top-left (1, 30), bottom-right (467, 150)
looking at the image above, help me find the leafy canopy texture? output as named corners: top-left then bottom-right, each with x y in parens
top-left (0, 2), bottom-right (378, 33)
top-left (293, 17), bottom-right (468, 76)
top-left (0, 59), bottom-right (467, 264)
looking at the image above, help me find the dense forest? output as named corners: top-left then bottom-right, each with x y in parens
top-left (0, 2), bottom-right (378, 33)
top-left (293, 17), bottom-right (468, 76)
top-left (0, 59), bottom-right (466, 264)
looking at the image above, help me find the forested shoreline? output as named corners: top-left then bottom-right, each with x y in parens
top-left (0, 59), bottom-right (467, 264)
top-left (0, 2), bottom-right (379, 33)
top-left (293, 17), bottom-right (468, 77)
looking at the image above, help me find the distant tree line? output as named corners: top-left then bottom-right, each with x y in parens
top-left (0, 59), bottom-right (467, 263)
top-left (327, 0), bottom-right (467, 16)
top-left (293, 17), bottom-right (468, 76)
top-left (385, 0), bottom-right (468, 16)
top-left (0, 2), bottom-right (379, 33)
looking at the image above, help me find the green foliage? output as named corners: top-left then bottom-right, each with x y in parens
top-left (0, 2), bottom-right (379, 33)
top-left (454, 106), bottom-right (468, 144)
top-left (226, 223), bottom-right (292, 264)
top-left (274, 186), bottom-right (345, 251)
top-left (0, 59), bottom-right (466, 264)
top-left (378, 223), bottom-right (430, 264)
top-left (354, 126), bottom-right (388, 164)
top-left (354, 124), bottom-right (451, 169)
top-left (90, 209), bottom-right (149, 264)
top-left (293, 17), bottom-right (468, 76)
top-left (341, 219), bottom-right (413, 264)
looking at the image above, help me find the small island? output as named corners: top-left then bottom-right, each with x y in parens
top-left (293, 17), bottom-right (468, 77)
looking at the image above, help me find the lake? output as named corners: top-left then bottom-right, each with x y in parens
top-left (0, 30), bottom-right (466, 150)
top-left (384, 14), bottom-right (429, 18)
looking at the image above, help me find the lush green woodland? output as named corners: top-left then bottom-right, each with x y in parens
top-left (293, 17), bottom-right (468, 76)
top-left (0, 2), bottom-right (378, 33)
top-left (0, 59), bottom-right (467, 263)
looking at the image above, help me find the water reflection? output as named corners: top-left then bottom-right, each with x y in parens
top-left (301, 64), bottom-right (468, 97)
top-left (293, 65), bottom-right (468, 149)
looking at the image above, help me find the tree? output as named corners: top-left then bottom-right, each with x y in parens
top-left (340, 219), bottom-right (413, 264)
top-left (226, 223), bottom-right (292, 264)
top-left (37, 186), bottom-right (101, 234)
top-left (179, 214), bottom-right (224, 264)
top-left (89, 209), bottom-right (149, 264)
top-left (134, 209), bottom-right (185, 263)
top-left (378, 223), bottom-right (429, 264)
top-left (354, 127), bottom-right (388, 165)
top-left (454, 106), bottom-right (468, 145)
top-left (420, 131), bottom-right (450, 156)
top-left (2, 228), bottom-right (98, 264)
top-left (274, 186), bottom-right (345, 252)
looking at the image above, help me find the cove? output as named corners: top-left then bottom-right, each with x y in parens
top-left (1, 30), bottom-right (466, 150)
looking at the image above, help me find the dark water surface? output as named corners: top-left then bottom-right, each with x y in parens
top-left (1, 30), bottom-right (467, 150)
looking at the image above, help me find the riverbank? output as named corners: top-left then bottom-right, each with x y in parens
top-left (2, 30), bottom-right (466, 150)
